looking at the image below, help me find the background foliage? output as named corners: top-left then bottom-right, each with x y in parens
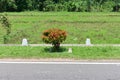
top-left (0, 0), bottom-right (120, 12)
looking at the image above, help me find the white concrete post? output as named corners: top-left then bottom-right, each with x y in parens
top-left (86, 38), bottom-right (91, 45)
top-left (68, 48), bottom-right (72, 53)
top-left (22, 38), bottom-right (28, 46)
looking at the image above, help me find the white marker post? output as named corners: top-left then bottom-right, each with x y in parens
top-left (86, 38), bottom-right (91, 46)
top-left (22, 38), bottom-right (28, 46)
top-left (68, 48), bottom-right (72, 53)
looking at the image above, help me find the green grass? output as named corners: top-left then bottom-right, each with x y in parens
top-left (0, 12), bottom-right (120, 44)
top-left (0, 46), bottom-right (120, 59)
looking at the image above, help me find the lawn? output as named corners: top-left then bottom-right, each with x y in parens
top-left (0, 46), bottom-right (120, 59)
top-left (0, 12), bottom-right (120, 44)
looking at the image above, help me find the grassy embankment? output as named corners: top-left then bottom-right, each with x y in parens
top-left (0, 12), bottom-right (120, 44)
top-left (0, 12), bottom-right (120, 59)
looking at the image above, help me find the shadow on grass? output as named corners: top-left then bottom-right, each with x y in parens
top-left (44, 47), bottom-right (67, 53)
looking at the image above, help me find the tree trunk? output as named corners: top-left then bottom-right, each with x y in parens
top-left (52, 43), bottom-right (60, 51)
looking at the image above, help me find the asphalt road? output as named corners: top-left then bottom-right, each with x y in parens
top-left (0, 62), bottom-right (120, 80)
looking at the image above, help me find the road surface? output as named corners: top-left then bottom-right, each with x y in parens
top-left (0, 62), bottom-right (120, 80)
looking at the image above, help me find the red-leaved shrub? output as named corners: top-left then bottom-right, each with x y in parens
top-left (42, 28), bottom-right (67, 51)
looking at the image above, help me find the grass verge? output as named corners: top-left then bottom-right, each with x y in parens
top-left (0, 46), bottom-right (120, 59)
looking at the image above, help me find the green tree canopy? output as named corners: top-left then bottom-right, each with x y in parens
top-left (0, 0), bottom-right (120, 12)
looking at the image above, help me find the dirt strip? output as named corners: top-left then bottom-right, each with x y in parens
top-left (0, 44), bottom-right (120, 46)
top-left (1, 58), bottom-right (120, 62)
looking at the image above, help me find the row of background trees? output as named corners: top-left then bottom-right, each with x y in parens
top-left (0, 0), bottom-right (120, 12)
